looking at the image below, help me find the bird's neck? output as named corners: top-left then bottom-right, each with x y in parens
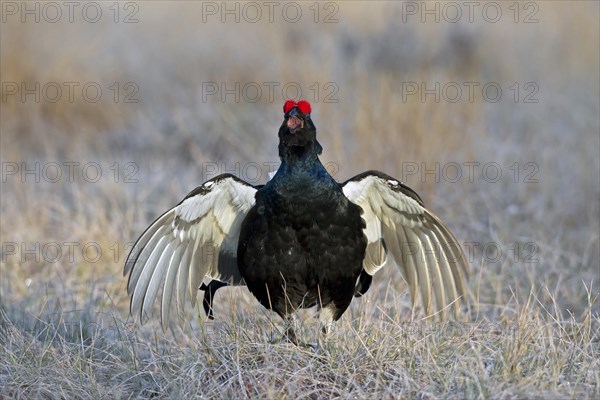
top-left (278, 142), bottom-right (325, 178)
top-left (267, 144), bottom-right (340, 208)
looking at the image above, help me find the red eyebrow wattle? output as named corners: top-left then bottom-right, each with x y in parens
top-left (283, 99), bottom-right (311, 115)
top-left (283, 100), bottom-right (296, 114)
top-left (296, 100), bottom-right (311, 114)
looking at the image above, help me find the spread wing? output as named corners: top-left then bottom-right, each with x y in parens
top-left (124, 174), bottom-right (257, 329)
top-left (343, 170), bottom-right (469, 318)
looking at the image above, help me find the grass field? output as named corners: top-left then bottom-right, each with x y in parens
top-left (1, 1), bottom-right (599, 398)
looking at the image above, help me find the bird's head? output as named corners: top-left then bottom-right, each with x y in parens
top-left (278, 100), bottom-right (323, 160)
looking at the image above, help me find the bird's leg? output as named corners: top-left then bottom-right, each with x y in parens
top-left (199, 280), bottom-right (228, 320)
top-left (318, 304), bottom-right (336, 347)
top-left (269, 314), bottom-right (297, 344)
top-left (268, 314), bottom-right (315, 349)
top-left (283, 314), bottom-right (300, 345)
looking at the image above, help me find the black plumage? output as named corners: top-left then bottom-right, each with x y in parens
top-left (237, 105), bottom-right (366, 329)
top-left (124, 100), bottom-right (469, 343)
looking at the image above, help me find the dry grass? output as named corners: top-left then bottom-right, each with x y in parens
top-left (1, 1), bottom-right (599, 399)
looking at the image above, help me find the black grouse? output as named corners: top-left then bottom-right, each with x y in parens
top-left (124, 100), bottom-right (469, 343)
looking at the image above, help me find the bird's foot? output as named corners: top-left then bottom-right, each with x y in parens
top-left (268, 327), bottom-right (316, 350)
top-left (268, 334), bottom-right (315, 348)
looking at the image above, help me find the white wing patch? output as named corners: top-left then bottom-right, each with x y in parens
top-left (343, 171), bottom-right (469, 319)
top-left (124, 175), bottom-right (256, 329)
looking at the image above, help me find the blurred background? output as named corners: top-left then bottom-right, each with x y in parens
top-left (1, 0), bottom-right (598, 346)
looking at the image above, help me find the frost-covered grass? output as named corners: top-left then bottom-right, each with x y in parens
top-left (1, 2), bottom-right (599, 398)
